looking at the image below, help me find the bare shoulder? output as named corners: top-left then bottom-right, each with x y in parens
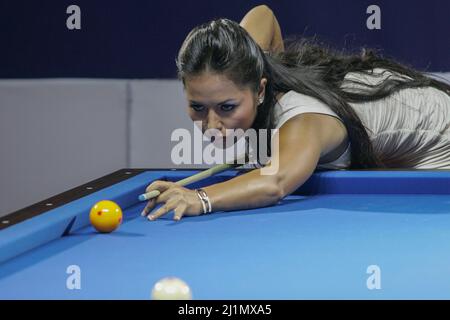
top-left (264, 112), bottom-right (348, 196)
top-left (276, 92), bottom-right (285, 100)
top-left (277, 113), bottom-right (348, 159)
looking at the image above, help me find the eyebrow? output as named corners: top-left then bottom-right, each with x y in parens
top-left (189, 99), bottom-right (237, 105)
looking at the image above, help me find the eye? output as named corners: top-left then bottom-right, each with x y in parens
top-left (190, 104), bottom-right (205, 112)
top-left (220, 104), bottom-right (237, 112)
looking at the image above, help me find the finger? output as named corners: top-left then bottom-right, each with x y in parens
top-left (155, 187), bottom-right (182, 204)
top-left (148, 201), bottom-right (177, 221)
top-left (145, 180), bottom-right (175, 194)
top-left (142, 184), bottom-right (179, 216)
top-left (173, 203), bottom-right (188, 221)
top-left (141, 198), bottom-right (157, 216)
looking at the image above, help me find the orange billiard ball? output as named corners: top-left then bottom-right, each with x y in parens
top-left (89, 200), bottom-right (123, 233)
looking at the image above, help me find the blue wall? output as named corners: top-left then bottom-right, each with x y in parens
top-left (1, 0), bottom-right (449, 78)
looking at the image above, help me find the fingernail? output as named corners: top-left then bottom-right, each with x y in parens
top-left (148, 215), bottom-right (154, 221)
top-left (141, 209), bottom-right (147, 216)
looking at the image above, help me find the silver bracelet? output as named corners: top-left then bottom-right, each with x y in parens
top-left (196, 190), bottom-right (207, 214)
top-left (196, 189), bottom-right (212, 214)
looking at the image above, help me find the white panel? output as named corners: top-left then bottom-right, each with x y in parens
top-left (129, 79), bottom-right (208, 169)
top-left (0, 79), bottom-right (128, 216)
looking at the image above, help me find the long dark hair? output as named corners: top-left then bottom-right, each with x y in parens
top-left (176, 18), bottom-right (450, 169)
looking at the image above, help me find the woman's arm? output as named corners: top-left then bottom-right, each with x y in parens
top-left (239, 5), bottom-right (285, 53)
top-left (142, 113), bottom-right (348, 220)
top-left (204, 114), bottom-right (348, 212)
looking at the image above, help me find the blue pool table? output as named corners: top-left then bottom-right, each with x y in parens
top-left (1, 168), bottom-right (450, 299)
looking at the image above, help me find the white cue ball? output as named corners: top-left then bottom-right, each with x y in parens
top-left (151, 277), bottom-right (193, 300)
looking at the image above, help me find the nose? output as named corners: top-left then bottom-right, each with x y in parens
top-left (205, 110), bottom-right (224, 135)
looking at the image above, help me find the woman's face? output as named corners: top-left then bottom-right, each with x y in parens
top-left (184, 72), bottom-right (266, 146)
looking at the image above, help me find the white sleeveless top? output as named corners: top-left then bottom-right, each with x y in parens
top-left (250, 68), bottom-right (450, 170)
top-left (272, 90), bottom-right (351, 170)
top-left (342, 68), bottom-right (450, 169)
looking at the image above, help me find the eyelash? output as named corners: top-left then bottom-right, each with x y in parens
top-left (220, 104), bottom-right (236, 112)
top-left (189, 104), bottom-right (237, 112)
top-left (190, 104), bottom-right (205, 112)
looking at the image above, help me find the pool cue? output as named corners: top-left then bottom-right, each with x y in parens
top-left (138, 154), bottom-right (248, 201)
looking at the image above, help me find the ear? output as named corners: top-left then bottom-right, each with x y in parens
top-left (257, 78), bottom-right (268, 102)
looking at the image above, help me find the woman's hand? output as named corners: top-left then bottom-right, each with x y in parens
top-left (141, 180), bottom-right (204, 221)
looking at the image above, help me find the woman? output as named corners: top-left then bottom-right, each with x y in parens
top-left (141, 5), bottom-right (450, 221)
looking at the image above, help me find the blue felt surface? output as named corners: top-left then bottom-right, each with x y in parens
top-left (1, 170), bottom-right (450, 299)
